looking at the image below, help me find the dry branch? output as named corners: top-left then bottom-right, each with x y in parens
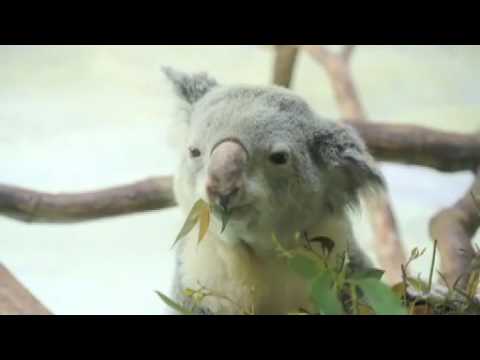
top-left (300, 45), bottom-right (407, 285)
top-left (430, 168), bottom-right (480, 289)
top-left (0, 177), bottom-right (176, 223)
top-left (348, 121), bottom-right (480, 173)
top-left (273, 45), bottom-right (299, 88)
top-left (0, 263), bottom-right (52, 315)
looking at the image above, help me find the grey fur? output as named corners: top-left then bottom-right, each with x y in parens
top-left (162, 67), bottom-right (218, 105)
top-left (164, 67), bottom-right (384, 315)
top-left (310, 122), bottom-right (384, 211)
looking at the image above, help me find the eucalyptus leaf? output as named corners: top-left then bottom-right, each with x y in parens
top-left (355, 278), bottom-right (408, 315)
top-left (288, 251), bottom-right (325, 280)
top-left (311, 272), bottom-right (344, 315)
top-left (172, 199), bottom-right (209, 248)
top-left (220, 208), bottom-right (232, 233)
top-left (155, 291), bottom-right (193, 315)
top-left (391, 282), bottom-right (407, 299)
top-left (349, 268), bottom-right (385, 281)
top-left (358, 304), bottom-right (375, 315)
top-left (467, 271), bottom-right (480, 299)
top-left (198, 203), bottom-right (211, 244)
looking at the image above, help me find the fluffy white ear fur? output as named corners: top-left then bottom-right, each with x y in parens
top-left (162, 67), bottom-right (218, 153)
top-left (162, 67), bottom-right (218, 105)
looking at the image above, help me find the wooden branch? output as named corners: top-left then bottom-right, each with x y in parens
top-left (302, 45), bottom-right (367, 119)
top-left (302, 45), bottom-right (331, 64)
top-left (0, 263), bottom-right (52, 315)
top-left (347, 121), bottom-right (480, 173)
top-left (302, 45), bottom-right (407, 285)
top-left (0, 177), bottom-right (176, 223)
top-left (273, 45), bottom-right (299, 88)
top-left (430, 168), bottom-right (480, 289)
top-left (342, 45), bottom-right (356, 61)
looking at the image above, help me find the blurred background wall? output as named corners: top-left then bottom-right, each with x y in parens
top-left (0, 45), bottom-right (478, 314)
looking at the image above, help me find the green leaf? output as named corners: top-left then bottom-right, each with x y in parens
top-left (198, 203), bottom-right (211, 244)
top-left (172, 199), bottom-right (208, 248)
top-left (220, 208), bottom-right (232, 234)
top-left (355, 278), bottom-right (408, 315)
top-left (210, 204), bottom-right (232, 234)
top-left (391, 282), bottom-right (407, 299)
top-left (349, 268), bottom-right (385, 281)
top-left (358, 304), bottom-right (375, 315)
top-left (155, 291), bottom-right (193, 315)
top-left (288, 251), bottom-right (325, 280)
top-left (467, 271), bottom-right (480, 299)
top-left (271, 233), bottom-right (292, 258)
top-left (311, 272), bottom-right (344, 315)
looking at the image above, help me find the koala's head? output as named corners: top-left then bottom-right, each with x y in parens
top-left (164, 67), bottom-right (384, 247)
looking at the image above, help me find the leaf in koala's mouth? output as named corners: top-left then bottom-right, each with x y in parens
top-left (197, 202), bottom-right (211, 244)
top-left (220, 208), bottom-right (232, 234)
top-left (172, 199), bottom-right (211, 248)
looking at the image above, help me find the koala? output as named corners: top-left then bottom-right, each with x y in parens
top-left (163, 67), bottom-right (384, 315)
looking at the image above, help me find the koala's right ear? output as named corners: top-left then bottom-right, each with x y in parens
top-left (311, 121), bottom-right (385, 209)
top-left (162, 67), bottom-right (218, 105)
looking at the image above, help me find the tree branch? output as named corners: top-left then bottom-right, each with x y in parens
top-left (430, 168), bottom-right (480, 289)
top-left (0, 177), bottom-right (176, 223)
top-left (348, 121), bottom-right (480, 173)
top-left (342, 45), bottom-right (356, 61)
top-left (273, 45), bottom-right (299, 88)
top-left (0, 263), bottom-right (52, 315)
top-left (302, 45), bottom-right (332, 64)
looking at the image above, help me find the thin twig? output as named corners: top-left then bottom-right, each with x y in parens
top-left (428, 240), bottom-right (438, 293)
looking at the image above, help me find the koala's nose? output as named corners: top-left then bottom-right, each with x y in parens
top-left (206, 139), bottom-right (247, 210)
top-left (206, 171), bottom-right (243, 211)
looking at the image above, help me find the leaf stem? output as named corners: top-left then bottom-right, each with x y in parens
top-left (428, 240), bottom-right (438, 293)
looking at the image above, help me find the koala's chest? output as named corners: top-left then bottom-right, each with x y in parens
top-left (177, 219), bottom-right (353, 315)
top-left (178, 232), bottom-right (312, 315)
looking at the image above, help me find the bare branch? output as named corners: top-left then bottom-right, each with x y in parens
top-left (273, 45), bottom-right (299, 88)
top-left (301, 45), bottom-right (331, 64)
top-left (342, 45), bottom-right (356, 61)
top-left (348, 121), bottom-right (480, 173)
top-left (0, 177), bottom-right (176, 223)
top-left (430, 168), bottom-right (480, 289)
top-left (301, 45), bottom-right (356, 63)
top-left (0, 263), bottom-right (52, 315)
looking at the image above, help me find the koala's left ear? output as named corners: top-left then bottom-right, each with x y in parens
top-left (311, 121), bottom-right (385, 200)
top-left (162, 67), bottom-right (218, 104)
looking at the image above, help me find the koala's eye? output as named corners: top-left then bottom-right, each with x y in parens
top-left (269, 151), bottom-right (289, 165)
top-left (189, 147), bottom-right (201, 158)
